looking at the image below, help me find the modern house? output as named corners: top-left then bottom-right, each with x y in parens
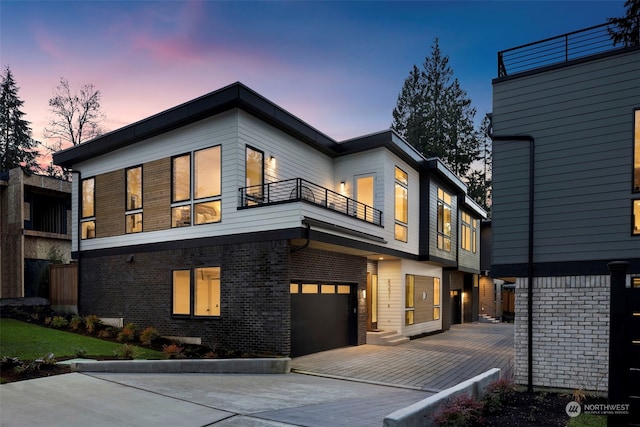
top-left (0, 167), bottom-right (71, 298)
top-left (53, 82), bottom-right (486, 357)
top-left (491, 21), bottom-right (639, 391)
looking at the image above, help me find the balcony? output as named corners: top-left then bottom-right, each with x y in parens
top-left (238, 178), bottom-right (383, 227)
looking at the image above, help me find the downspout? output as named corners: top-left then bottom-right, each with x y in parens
top-left (488, 123), bottom-right (535, 392)
top-left (290, 222), bottom-right (311, 253)
top-left (74, 171), bottom-right (82, 314)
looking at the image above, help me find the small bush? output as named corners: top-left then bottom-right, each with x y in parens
top-left (74, 348), bottom-right (88, 358)
top-left (139, 327), bottom-right (159, 346)
top-left (97, 327), bottom-right (116, 338)
top-left (50, 316), bottom-right (69, 329)
top-left (482, 378), bottom-right (517, 414)
top-left (162, 343), bottom-right (185, 359)
top-left (117, 323), bottom-right (136, 342)
top-left (69, 315), bottom-right (83, 331)
top-left (434, 394), bottom-right (484, 427)
top-left (114, 344), bottom-right (141, 360)
top-left (84, 315), bottom-right (101, 334)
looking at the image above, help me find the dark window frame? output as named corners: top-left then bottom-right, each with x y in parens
top-left (125, 165), bottom-right (143, 234)
top-left (171, 266), bottom-right (222, 318)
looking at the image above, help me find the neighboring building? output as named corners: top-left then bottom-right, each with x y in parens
top-left (53, 82), bottom-right (485, 357)
top-left (491, 21), bottom-right (639, 391)
top-left (0, 168), bottom-right (72, 298)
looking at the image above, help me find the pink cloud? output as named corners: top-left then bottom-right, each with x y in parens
top-left (32, 27), bottom-right (66, 61)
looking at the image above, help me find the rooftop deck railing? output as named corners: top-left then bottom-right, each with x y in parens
top-left (238, 178), bottom-right (383, 227)
top-left (498, 17), bottom-right (639, 77)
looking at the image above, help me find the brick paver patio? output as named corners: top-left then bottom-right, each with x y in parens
top-left (291, 322), bottom-right (514, 392)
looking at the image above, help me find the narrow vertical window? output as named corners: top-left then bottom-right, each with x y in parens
top-left (194, 267), bottom-right (220, 316)
top-left (246, 146), bottom-right (264, 199)
top-left (405, 274), bottom-right (414, 325)
top-left (356, 175), bottom-right (375, 222)
top-left (433, 277), bottom-right (441, 320)
top-left (126, 166), bottom-right (142, 233)
top-left (633, 199), bottom-right (640, 235)
top-left (461, 212), bottom-right (471, 251)
top-left (81, 177), bottom-right (95, 239)
top-left (172, 153), bottom-right (191, 227)
top-left (634, 109), bottom-right (639, 192)
top-left (437, 188), bottom-right (452, 251)
top-left (395, 167), bottom-right (408, 242)
top-left (172, 270), bottom-right (191, 315)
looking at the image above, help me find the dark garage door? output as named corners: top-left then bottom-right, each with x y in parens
top-left (290, 283), bottom-right (356, 357)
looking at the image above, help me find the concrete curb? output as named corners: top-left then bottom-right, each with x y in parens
top-left (69, 358), bottom-right (291, 374)
top-left (383, 368), bottom-right (501, 427)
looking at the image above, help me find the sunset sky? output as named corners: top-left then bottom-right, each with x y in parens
top-left (1, 0), bottom-right (625, 152)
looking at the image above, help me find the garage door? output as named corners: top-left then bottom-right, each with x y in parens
top-left (290, 283), bottom-right (356, 357)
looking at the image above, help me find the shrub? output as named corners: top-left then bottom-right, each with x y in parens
top-left (97, 327), bottom-right (116, 338)
top-left (482, 378), bottom-right (516, 414)
top-left (434, 394), bottom-right (484, 427)
top-left (114, 344), bottom-right (141, 360)
top-left (162, 343), bottom-right (185, 359)
top-left (69, 315), bottom-right (83, 331)
top-left (50, 316), bottom-right (69, 329)
top-left (84, 315), bottom-right (101, 334)
top-left (139, 327), bottom-right (159, 346)
top-left (117, 323), bottom-right (136, 342)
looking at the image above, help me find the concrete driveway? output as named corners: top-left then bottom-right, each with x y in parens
top-left (0, 323), bottom-right (513, 427)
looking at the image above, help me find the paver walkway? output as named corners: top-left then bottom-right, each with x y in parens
top-left (292, 322), bottom-right (514, 392)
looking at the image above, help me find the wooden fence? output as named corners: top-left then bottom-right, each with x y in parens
top-left (49, 263), bottom-right (77, 311)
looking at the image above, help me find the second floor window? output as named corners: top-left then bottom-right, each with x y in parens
top-left (461, 212), bottom-right (478, 252)
top-left (126, 166), bottom-right (143, 233)
top-left (246, 146), bottom-right (264, 199)
top-left (394, 167), bottom-right (408, 242)
top-left (81, 177), bottom-right (95, 239)
top-left (634, 109), bottom-right (639, 192)
top-left (437, 188), bottom-right (452, 251)
top-left (171, 146), bottom-right (222, 228)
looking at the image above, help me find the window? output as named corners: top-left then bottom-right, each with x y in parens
top-left (405, 274), bottom-right (414, 325)
top-left (172, 267), bottom-right (221, 316)
top-left (437, 188), bottom-right (452, 251)
top-left (634, 199), bottom-right (640, 235)
top-left (126, 166), bottom-right (142, 233)
top-left (395, 167), bottom-right (408, 242)
top-left (171, 146), bottom-right (222, 227)
top-left (246, 146), bottom-right (264, 198)
top-left (634, 109), bottom-right (639, 192)
top-left (81, 177), bottom-right (95, 239)
top-left (461, 212), bottom-right (478, 252)
top-left (356, 175), bottom-right (375, 222)
top-left (433, 277), bottom-right (441, 320)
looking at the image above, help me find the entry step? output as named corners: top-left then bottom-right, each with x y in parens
top-left (366, 330), bottom-right (410, 346)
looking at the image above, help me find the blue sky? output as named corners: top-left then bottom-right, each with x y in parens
top-left (0, 1), bottom-right (626, 146)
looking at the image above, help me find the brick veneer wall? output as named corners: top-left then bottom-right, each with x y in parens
top-left (80, 239), bottom-right (291, 356)
top-left (290, 248), bottom-right (367, 345)
top-left (514, 275), bottom-right (610, 392)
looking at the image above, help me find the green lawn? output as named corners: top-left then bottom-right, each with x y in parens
top-left (0, 318), bottom-right (162, 360)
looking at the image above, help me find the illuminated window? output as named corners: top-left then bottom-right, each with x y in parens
top-left (437, 188), bottom-right (452, 251)
top-left (634, 199), bottom-right (640, 235)
top-left (172, 267), bottom-right (221, 317)
top-left (433, 277), bottom-right (441, 320)
top-left (461, 212), bottom-right (477, 252)
top-left (395, 167), bottom-right (408, 242)
top-left (405, 275), bottom-right (414, 325)
top-left (246, 146), bottom-right (264, 198)
top-left (634, 109), bottom-right (639, 192)
top-left (171, 146), bottom-right (222, 228)
top-left (126, 166), bottom-right (142, 233)
top-left (81, 177), bottom-right (95, 239)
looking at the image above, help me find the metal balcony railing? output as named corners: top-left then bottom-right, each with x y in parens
top-left (238, 178), bottom-right (383, 227)
top-left (498, 17), bottom-right (639, 78)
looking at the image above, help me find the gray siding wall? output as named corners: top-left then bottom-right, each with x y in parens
top-left (492, 50), bottom-right (640, 266)
top-left (458, 207), bottom-right (481, 272)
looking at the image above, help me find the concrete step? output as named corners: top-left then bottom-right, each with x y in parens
top-left (366, 330), bottom-right (410, 346)
top-left (478, 314), bottom-right (500, 324)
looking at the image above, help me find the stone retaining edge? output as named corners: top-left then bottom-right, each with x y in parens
top-left (383, 368), bottom-right (501, 427)
top-left (70, 358), bottom-right (291, 374)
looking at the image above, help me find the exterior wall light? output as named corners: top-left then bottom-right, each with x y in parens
top-left (340, 181), bottom-right (345, 192)
top-left (361, 289), bottom-right (366, 299)
top-left (270, 156), bottom-right (276, 166)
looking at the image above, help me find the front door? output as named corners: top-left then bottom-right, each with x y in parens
top-left (451, 290), bottom-right (462, 324)
top-left (366, 273), bottom-right (378, 331)
top-left (355, 174), bottom-right (375, 222)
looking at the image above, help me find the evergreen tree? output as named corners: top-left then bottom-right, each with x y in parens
top-left (0, 66), bottom-right (39, 172)
top-left (465, 116), bottom-right (492, 214)
top-left (392, 38), bottom-right (480, 177)
top-left (608, 0), bottom-right (640, 47)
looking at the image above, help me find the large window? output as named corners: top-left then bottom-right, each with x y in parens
top-left (126, 166), bottom-right (143, 233)
top-left (172, 267), bottom-right (221, 316)
top-left (461, 212), bottom-right (477, 252)
top-left (171, 146), bottom-right (222, 227)
top-left (634, 109), bottom-right (639, 192)
top-left (246, 146), bottom-right (264, 198)
top-left (395, 167), bottom-right (408, 242)
top-left (437, 188), bottom-right (452, 251)
top-left (356, 174), bottom-right (375, 222)
top-left (405, 274), bottom-right (440, 325)
top-left (81, 177), bottom-right (95, 239)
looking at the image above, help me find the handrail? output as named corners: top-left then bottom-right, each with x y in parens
top-left (497, 17), bottom-right (639, 78)
top-left (238, 178), bottom-right (383, 227)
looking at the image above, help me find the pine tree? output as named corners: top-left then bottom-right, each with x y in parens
top-left (0, 66), bottom-right (39, 172)
top-left (608, 0), bottom-right (640, 47)
top-left (392, 39), bottom-right (480, 177)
